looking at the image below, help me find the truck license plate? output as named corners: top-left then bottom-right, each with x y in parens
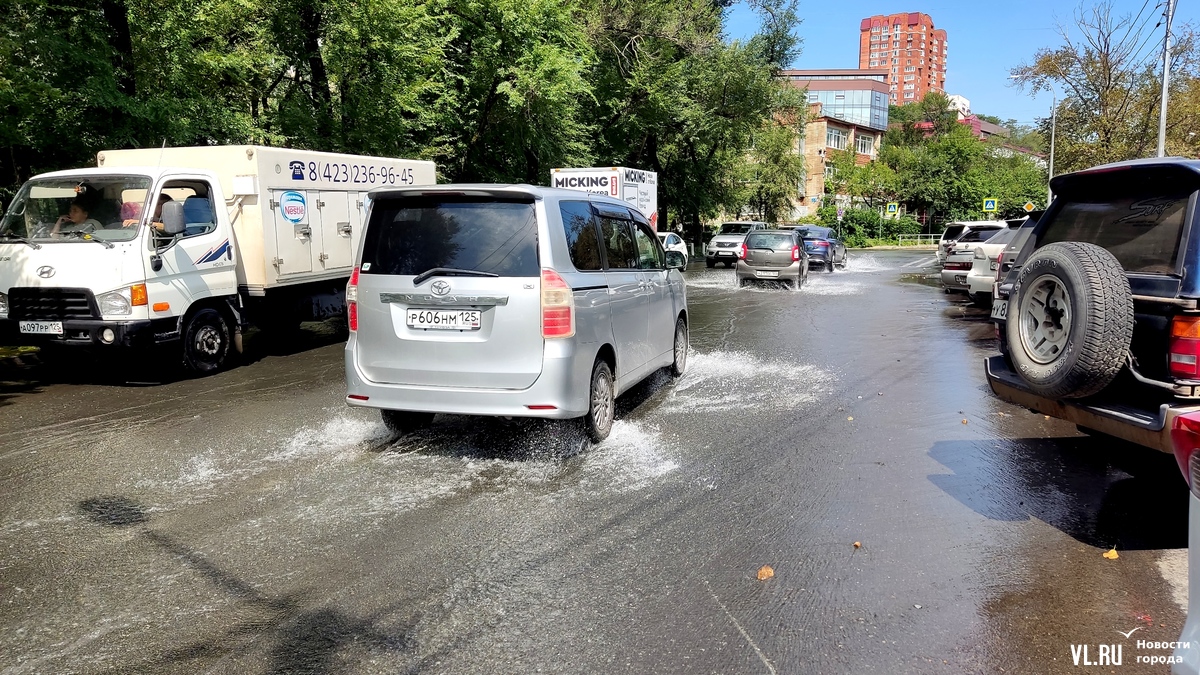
top-left (990, 300), bottom-right (1008, 320)
top-left (19, 321), bottom-right (63, 335)
top-left (406, 309), bottom-right (481, 331)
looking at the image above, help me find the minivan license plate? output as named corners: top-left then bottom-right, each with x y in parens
top-left (19, 321), bottom-right (63, 335)
top-left (990, 300), bottom-right (1008, 320)
top-left (406, 309), bottom-right (481, 330)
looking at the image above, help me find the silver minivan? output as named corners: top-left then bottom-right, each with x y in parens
top-left (344, 185), bottom-right (689, 442)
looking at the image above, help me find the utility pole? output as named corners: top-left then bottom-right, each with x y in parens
top-left (1158, 0), bottom-right (1179, 158)
top-left (1048, 95), bottom-right (1056, 206)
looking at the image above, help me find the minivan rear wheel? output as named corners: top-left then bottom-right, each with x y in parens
top-left (381, 410), bottom-right (434, 436)
top-left (670, 318), bottom-right (688, 377)
top-left (585, 360), bottom-right (615, 442)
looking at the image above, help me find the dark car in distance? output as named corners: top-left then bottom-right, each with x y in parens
top-left (795, 226), bottom-right (847, 272)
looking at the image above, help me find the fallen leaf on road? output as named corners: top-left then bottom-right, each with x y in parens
top-left (961, 419), bottom-right (968, 425)
top-left (914, 604), bottom-right (922, 609)
top-left (757, 565), bottom-right (775, 581)
top-left (1044, 415), bottom-right (1051, 420)
top-left (1103, 548), bottom-right (1119, 560)
top-left (853, 541), bottom-right (862, 549)
top-left (847, 416), bottom-right (854, 421)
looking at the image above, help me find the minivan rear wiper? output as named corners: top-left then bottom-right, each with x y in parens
top-left (412, 267), bottom-right (500, 286)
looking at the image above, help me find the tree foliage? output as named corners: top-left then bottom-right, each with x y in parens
top-left (0, 0), bottom-right (803, 230)
top-left (1010, 0), bottom-right (1200, 173)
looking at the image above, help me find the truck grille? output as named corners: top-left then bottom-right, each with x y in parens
top-left (8, 288), bottom-right (98, 320)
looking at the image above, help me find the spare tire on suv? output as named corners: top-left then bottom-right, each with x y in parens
top-left (1005, 242), bottom-right (1134, 399)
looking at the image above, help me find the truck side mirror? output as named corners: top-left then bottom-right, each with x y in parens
top-left (161, 201), bottom-right (185, 236)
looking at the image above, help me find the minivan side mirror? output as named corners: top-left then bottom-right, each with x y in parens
top-left (665, 250), bottom-right (686, 270)
top-left (160, 201), bottom-right (185, 236)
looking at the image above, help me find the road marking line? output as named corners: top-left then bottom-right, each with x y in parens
top-left (705, 580), bottom-right (777, 675)
top-left (902, 256), bottom-right (936, 268)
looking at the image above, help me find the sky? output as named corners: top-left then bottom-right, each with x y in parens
top-left (725, 0), bottom-right (1197, 126)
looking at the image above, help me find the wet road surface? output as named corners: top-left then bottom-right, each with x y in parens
top-left (0, 250), bottom-right (1189, 673)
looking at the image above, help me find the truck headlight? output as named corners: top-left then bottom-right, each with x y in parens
top-left (0, 291), bottom-right (7, 317)
top-left (97, 288), bottom-right (132, 316)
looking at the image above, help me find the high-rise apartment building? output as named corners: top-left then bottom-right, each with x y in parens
top-left (858, 13), bottom-right (947, 105)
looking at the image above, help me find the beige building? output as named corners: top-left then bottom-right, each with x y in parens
top-left (796, 103), bottom-right (884, 216)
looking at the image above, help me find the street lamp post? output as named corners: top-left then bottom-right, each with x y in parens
top-left (1048, 95), bottom-right (1056, 205)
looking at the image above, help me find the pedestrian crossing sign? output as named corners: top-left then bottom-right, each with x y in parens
top-left (886, 202), bottom-right (899, 214)
top-left (983, 198), bottom-right (998, 212)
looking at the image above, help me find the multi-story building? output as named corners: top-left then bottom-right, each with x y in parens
top-left (780, 69), bottom-right (890, 215)
top-left (858, 12), bottom-right (947, 105)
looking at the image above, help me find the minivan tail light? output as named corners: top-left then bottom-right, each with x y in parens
top-left (541, 268), bottom-right (574, 338)
top-left (791, 245), bottom-right (800, 262)
top-left (347, 267), bottom-right (360, 332)
top-left (1171, 411), bottom-right (1200, 497)
top-left (1169, 315), bottom-right (1200, 379)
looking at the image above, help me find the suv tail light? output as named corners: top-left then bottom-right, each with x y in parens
top-left (347, 267), bottom-right (360, 332)
top-left (994, 251), bottom-right (1005, 281)
top-left (738, 242), bottom-right (747, 259)
top-left (944, 261), bottom-right (971, 271)
top-left (1172, 411), bottom-right (1200, 496)
top-left (1170, 315), bottom-right (1200, 379)
top-left (791, 245), bottom-right (800, 262)
top-left (541, 268), bottom-right (574, 338)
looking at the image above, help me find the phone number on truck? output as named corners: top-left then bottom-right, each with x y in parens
top-left (295, 161), bottom-right (416, 186)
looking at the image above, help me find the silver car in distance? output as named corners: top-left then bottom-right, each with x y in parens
top-left (344, 185), bottom-right (689, 442)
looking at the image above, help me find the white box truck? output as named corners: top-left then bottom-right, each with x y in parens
top-left (0, 145), bottom-right (435, 372)
top-left (550, 167), bottom-right (659, 229)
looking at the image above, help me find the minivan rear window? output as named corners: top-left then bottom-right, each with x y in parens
top-left (360, 198), bottom-right (539, 277)
top-left (1041, 188), bottom-right (1194, 274)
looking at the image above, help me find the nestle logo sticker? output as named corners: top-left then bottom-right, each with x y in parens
top-left (279, 191), bottom-right (306, 224)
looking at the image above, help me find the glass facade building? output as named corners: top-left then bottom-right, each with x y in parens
top-left (805, 89), bottom-right (889, 131)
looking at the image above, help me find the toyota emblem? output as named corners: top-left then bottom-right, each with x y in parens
top-left (36, 266), bottom-right (55, 279)
top-left (430, 280), bottom-right (451, 296)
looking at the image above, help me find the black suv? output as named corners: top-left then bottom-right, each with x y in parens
top-left (985, 158), bottom-right (1200, 456)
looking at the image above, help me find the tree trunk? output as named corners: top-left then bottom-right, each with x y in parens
top-left (297, 3), bottom-right (334, 143)
top-left (100, 0), bottom-right (136, 96)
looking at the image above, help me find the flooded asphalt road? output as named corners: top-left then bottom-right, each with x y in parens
top-left (0, 249), bottom-right (1190, 674)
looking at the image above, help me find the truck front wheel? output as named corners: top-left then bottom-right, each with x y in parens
top-left (182, 308), bottom-right (231, 374)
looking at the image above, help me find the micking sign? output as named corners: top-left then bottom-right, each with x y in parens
top-left (551, 171), bottom-right (619, 197)
top-left (553, 175), bottom-right (610, 189)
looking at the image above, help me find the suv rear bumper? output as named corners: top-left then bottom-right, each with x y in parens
top-left (344, 336), bottom-right (592, 419)
top-left (985, 355), bottom-right (1198, 454)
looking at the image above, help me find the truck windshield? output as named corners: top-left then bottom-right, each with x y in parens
top-left (0, 176), bottom-right (152, 243)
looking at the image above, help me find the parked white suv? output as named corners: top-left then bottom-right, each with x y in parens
top-left (344, 185), bottom-right (689, 442)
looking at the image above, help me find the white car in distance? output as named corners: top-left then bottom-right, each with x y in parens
top-left (657, 231), bottom-right (689, 267)
top-left (966, 228), bottom-right (1018, 306)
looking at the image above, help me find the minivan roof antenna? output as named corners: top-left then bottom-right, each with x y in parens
top-left (157, 139), bottom-right (167, 166)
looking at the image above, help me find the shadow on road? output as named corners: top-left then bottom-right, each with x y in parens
top-left (928, 436), bottom-right (1188, 550)
top-left (77, 495), bottom-right (410, 674)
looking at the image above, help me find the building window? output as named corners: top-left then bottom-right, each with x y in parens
top-left (826, 127), bottom-right (848, 150)
top-left (855, 134), bottom-right (874, 155)
top-left (824, 163), bottom-right (835, 178)
top-left (904, 92), bottom-right (915, 99)
top-left (903, 84), bottom-right (915, 90)
top-left (904, 66), bottom-right (915, 72)
top-left (807, 92), bottom-right (818, 102)
top-left (903, 75), bottom-right (915, 81)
